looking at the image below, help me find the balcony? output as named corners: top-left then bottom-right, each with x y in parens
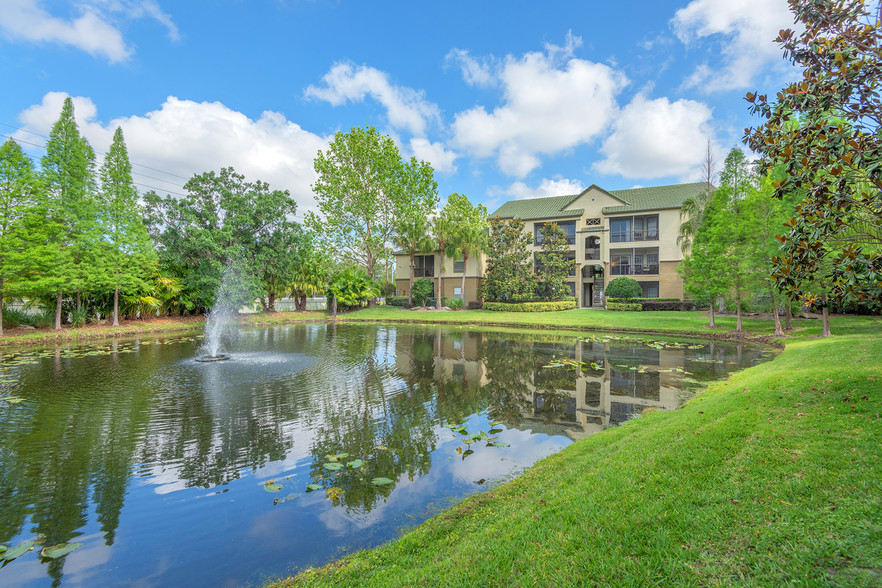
top-left (610, 264), bottom-right (659, 276)
top-left (585, 248), bottom-right (600, 261)
top-left (535, 236), bottom-right (576, 246)
top-left (413, 267), bottom-right (435, 277)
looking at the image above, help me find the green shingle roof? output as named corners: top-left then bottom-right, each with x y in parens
top-left (490, 193), bottom-right (583, 220)
top-left (604, 182), bottom-right (706, 214)
top-left (490, 182), bottom-right (706, 219)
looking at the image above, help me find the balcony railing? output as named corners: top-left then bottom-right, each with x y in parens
top-left (413, 267), bottom-right (435, 277)
top-left (610, 264), bottom-right (659, 276)
top-left (585, 248), bottom-right (600, 261)
top-left (610, 229), bottom-right (659, 243)
top-left (535, 236), bottom-right (576, 246)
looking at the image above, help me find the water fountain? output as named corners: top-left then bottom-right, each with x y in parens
top-left (196, 261), bottom-right (249, 362)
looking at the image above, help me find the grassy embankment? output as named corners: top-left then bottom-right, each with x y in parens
top-left (273, 309), bottom-right (882, 587)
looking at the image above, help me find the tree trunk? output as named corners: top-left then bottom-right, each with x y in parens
top-left (0, 288), bottom-right (4, 338)
top-left (300, 294), bottom-right (306, 311)
top-left (708, 300), bottom-right (717, 328)
top-left (55, 291), bottom-right (63, 330)
top-left (408, 251), bottom-right (415, 305)
top-left (76, 291), bottom-right (81, 311)
top-left (267, 292), bottom-right (276, 312)
top-left (773, 302), bottom-right (784, 337)
top-left (735, 297), bottom-right (743, 332)
top-left (330, 294), bottom-right (337, 317)
top-left (785, 303), bottom-right (793, 331)
top-left (461, 252), bottom-right (468, 309)
top-left (112, 287), bottom-right (120, 327)
top-left (436, 253), bottom-right (443, 310)
top-left (820, 293), bottom-right (832, 337)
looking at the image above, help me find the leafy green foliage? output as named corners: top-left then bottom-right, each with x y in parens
top-left (744, 0), bottom-right (882, 313)
top-left (604, 277), bottom-right (642, 301)
top-left (444, 193), bottom-right (489, 306)
top-left (144, 167), bottom-right (298, 312)
top-left (411, 277), bottom-right (434, 307)
top-left (481, 217), bottom-right (536, 302)
top-left (308, 126), bottom-right (437, 280)
top-left (605, 302), bottom-right (642, 311)
top-left (326, 267), bottom-right (380, 311)
top-left (483, 299), bottom-right (576, 312)
top-left (536, 222), bottom-right (575, 300)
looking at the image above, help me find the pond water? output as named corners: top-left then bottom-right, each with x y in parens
top-left (0, 323), bottom-right (772, 586)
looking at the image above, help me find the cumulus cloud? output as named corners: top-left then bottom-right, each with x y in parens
top-left (305, 62), bottom-right (441, 136)
top-left (408, 137), bottom-right (458, 174)
top-left (0, 0), bottom-right (178, 62)
top-left (671, 0), bottom-right (795, 91)
top-left (451, 34), bottom-right (628, 178)
top-left (491, 175), bottom-right (585, 201)
top-left (593, 94), bottom-right (716, 179)
top-left (17, 92), bottom-right (330, 213)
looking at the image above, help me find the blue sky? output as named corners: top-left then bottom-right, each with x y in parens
top-left (0, 0), bottom-right (800, 216)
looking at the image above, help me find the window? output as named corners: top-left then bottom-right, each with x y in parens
top-left (567, 282), bottom-right (576, 297)
top-left (453, 256), bottom-right (465, 273)
top-left (453, 287), bottom-right (462, 300)
top-left (610, 218), bottom-right (631, 243)
top-left (610, 250), bottom-right (632, 276)
top-left (535, 221), bottom-right (576, 245)
top-left (413, 255), bottom-right (434, 277)
top-left (610, 215), bottom-right (659, 242)
top-left (639, 281), bottom-right (659, 298)
top-left (611, 248), bottom-right (658, 275)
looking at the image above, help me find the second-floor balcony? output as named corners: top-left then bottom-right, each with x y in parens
top-left (610, 263), bottom-right (659, 276)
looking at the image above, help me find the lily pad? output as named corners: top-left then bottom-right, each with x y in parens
top-left (2, 540), bottom-right (34, 561)
top-left (489, 428), bottom-right (504, 435)
top-left (374, 445), bottom-right (387, 450)
top-left (263, 481), bottom-right (283, 492)
top-left (323, 462), bottom-right (344, 471)
top-left (41, 543), bottom-right (83, 559)
top-left (0, 545), bottom-right (6, 554)
top-left (306, 484), bottom-right (322, 492)
top-left (371, 477), bottom-right (394, 486)
top-left (487, 441), bottom-right (510, 447)
top-left (346, 459), bottom-right (363, 469)
top-left (0, 397), bottom-right (24, 404)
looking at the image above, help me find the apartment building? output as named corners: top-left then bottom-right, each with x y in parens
top-left (393, 182), bottom-right (704, 308)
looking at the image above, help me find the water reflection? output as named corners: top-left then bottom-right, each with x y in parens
top-left (0, 325), bottom-right (770, 586)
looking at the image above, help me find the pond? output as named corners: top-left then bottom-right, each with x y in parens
top-left (0, 323), bottom-right (773, 586)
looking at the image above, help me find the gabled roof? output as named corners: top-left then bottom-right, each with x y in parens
top-left (604, 182), bottom-right (706, 214)
top-left (490, 182), bottom-right (706, 219)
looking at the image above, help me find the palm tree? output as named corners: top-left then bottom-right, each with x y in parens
top-left (395, 215), bottom-right (433, 305)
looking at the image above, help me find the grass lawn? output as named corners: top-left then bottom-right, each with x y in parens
top-left (272, 308), bottom-right (882, 587)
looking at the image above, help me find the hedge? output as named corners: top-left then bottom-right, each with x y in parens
top-left (639, 300), bottom-right (696, 311)
top-left (606, 301), bottom-right (642, 311)
top-left (483, 299), bottom-right (577, 312)
top-left (385, 296), bottom-right (409, 307)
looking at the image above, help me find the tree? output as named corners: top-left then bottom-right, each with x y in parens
top-left (481, 217), bottom-right (537, 302)
top-left (536, 222), bottom-right (575, 300)
top-left (144, 167), bottom-right (297, 312)
top-left (445, 193), bottom-right (489, 305)
top-left (40, 97), bottom-right (99, 329)
top-left (744, 0), bottom-right (882, 334)
top-left (97, 127), bottom-right (157, 326)
top-left (0, 139), bottom-right (44, 336)
top-left (431, 200), bottom-right (459, 309)
top-left (288, 231), bottom-right (334, 312)
top-left (678, 140), bottom-right (718, 253)
top-left (604, 277), bottom-right (642, 301)
top-left (308, 126), bottom-right (437, 282)
top-left (679, 189), bottom-right (733, 327)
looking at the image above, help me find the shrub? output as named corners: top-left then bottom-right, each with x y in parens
top-left (468, 301), bottom-right (483, 310)
top-left (606, 301), bottom-right (642, 311)
top-left (411, 278), bottom-right (434, 307)
top-left (1, 307), bottom-right (33, 329)
top-left (441, 297), bottom-right (463, 310)
top-left (484, 299), bottom-right (577, 312)
top-left (70, 307), bottom-right (89, 327)
top-left (386, 296), bottom-right (408, 307)
top-left (639, 300), bottom-right (695, 311)
top-left (604, 277), bottom-right (642, 300)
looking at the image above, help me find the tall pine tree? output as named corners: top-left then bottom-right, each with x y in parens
top-left (40, 97), bottom-right (99, 329)
top-left (98, 127), bottom-right (157, 326)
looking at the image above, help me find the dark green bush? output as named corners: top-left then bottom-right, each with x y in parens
top-left (441, 297), bottom-right (463, 310)
top-left (639, 300), bottom-right (695, 311)
top-left (385, 296), bottom-right (408, 307)
top-left (1, 307), bottom-right (33, 328)
top-left (411, 278), bottom-right (434, 307)
top-left (484, 298), bottom-right (576, 312)
top-left (604, 277), bottom-right (642, 300)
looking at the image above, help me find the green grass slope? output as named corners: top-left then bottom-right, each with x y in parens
top-left (276, 314), bottom-right (882, 587)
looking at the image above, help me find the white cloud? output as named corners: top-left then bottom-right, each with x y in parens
top-left (17, 92), bottom-right (330, 214)
top-left (0, 0), bottom-right (179, 62)
top-left (444, 49), bottom-right (497, 88)
top-left (408, 137), bottom-right (458, 174)
top-left (491, 175), bottom-right (585, 201)
top-left (671, 0), bottom-right (795, 91)
top-left (593, 94), bottom-right (716, 179)
top-left (305, 62), bottom-right (441, 136)
top-left (451, 34), bottom-right (628, 178)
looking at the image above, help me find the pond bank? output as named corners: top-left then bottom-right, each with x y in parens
top-left (271, 311), bottom-right (882, 586)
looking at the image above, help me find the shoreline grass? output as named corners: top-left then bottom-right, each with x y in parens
top-left (269, 309), bottom-right (882, 586)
